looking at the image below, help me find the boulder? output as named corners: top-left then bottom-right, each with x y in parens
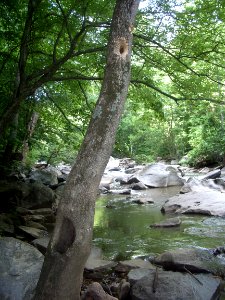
top-left (180, 177), bottom-right (225, 194)
top-left (0, 237), bottom-right (44, 300)
top-left (0, 181), bottom-right (56, 210)
top-left (200, 169), bottom-right (221, 180)
top-left (133, 164), bottom-right (184, 188)
top-left (29, 168), bottom-right (58, 185)
top-left (150, 217), bottom-right (181, 228)
top-left (130, 269), bottom-right (221, 300)
top-left (153, 248), bottom-right (225, 277)
top-left (23, 182), bottom-right (56, 209)
top-left (162, 190), bottom-right (225, 217)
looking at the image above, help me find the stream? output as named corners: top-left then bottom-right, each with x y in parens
top-left (93, 186), bottom-right (225, 261)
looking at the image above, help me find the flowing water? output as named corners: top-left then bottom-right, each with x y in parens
top-left (93, 186), bottom-right (225, 260)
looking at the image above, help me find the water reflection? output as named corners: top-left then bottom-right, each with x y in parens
top-left (93, 187), bottom-right (225, 260)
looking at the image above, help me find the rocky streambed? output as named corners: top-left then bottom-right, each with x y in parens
top-left (0, 157), bottom-right (225, 299)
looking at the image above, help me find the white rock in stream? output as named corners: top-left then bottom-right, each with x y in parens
top-left (162, 190), bottom-right (225, 217)
top-left (135, 163), bottom-right (185, 188)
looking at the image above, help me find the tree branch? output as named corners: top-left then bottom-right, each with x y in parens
top-left (131, 79), bottom-right (225, 105)
top-left (45, 90), bottom-right (84, 134)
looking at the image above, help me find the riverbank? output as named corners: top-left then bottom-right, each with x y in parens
top-left (0, 157), bottom-right (225, 299)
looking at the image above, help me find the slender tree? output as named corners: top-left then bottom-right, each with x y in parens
top-left (34, 0), bottom-right (140, 299)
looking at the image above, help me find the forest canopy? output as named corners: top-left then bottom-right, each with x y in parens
top-left (0, 0), bottom-right (225, 173)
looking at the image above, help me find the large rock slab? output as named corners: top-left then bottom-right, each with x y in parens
top-left (0, 237), bottom-right (44, 300)
top-left (131, 269), bottom-right (221, 300)
top-left (133, 164), bottom-right (184, 188)
top-left (162, 190), bottom-right (225, 217)
top-left (153, 248), bottom-right (225, 277)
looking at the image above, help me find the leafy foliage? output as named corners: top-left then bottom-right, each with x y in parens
top-left (0, 0), bottom-right (225, 170)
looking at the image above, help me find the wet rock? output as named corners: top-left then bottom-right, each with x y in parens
top-left (150, 217), bottom-right (181, 228)
top-left (153, 248), bottom-right (225, 277)
top-left (109, 167), bottom-right (121, 171)
top-left (130, 269), bottom-right (221, 300)
top-left (133, 198), bottom-right (154, 205)
top-left (201, 169), bottom-right (221, 180)
top-left (109, 189), bottom-right (131, 195)
top-left (131, 182), bottom-right (147, 190)
top-left (0, 237), bottom-right (44, 300)
top-left (82, 282), bottom-right (118, 300)
top-left (162, 190), bottom-right (225, 217)
top-left (127, 176), bottom-right (140, 184)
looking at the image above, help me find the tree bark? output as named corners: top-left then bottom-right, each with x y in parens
top-left (34, 0), bottom-right (140, 299)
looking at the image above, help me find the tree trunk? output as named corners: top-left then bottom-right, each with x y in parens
top-left (22, 111), bottom-right (39, 163)
top-left (34, 0), bottom-right (140, 299)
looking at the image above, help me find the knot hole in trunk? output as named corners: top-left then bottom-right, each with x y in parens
top-left (114, 38), bottom-right (128, 58)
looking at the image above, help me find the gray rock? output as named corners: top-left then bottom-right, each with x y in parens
top-left (31, 236), bottom-right (50, 254)
top-left (153, 248), bottom-right (225, 277)
top-left (18, 226), bottom-right (48, 239)
top-left (24, 182), bottom-right (56, 209)
top-left (0, 237), bottom-right (44, 300)
top-left (150, 217), bottom-right (181, 228)
top-left (128, 268), bottom-right (152, 285)
top-left (119, 259), bottom-right (155, 271)
top-left (29, 168), bottom-right (58, 185)
top-left (201, 169), bottom-right (221, 180)
top-left (125, 167), bottom-right (143, 174)
top-left (131, 269), bottom-right (221, 300)
top-left (82, 282), bottom-right (118, 300)
top-left (131, 182), bottom-right (147, 190)
top-left (118, 279), bottom-right (130, 300)
top-left (162, 190), bottom-right (225, 217)
top-left (134, 163), bottom-right (184, 188)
